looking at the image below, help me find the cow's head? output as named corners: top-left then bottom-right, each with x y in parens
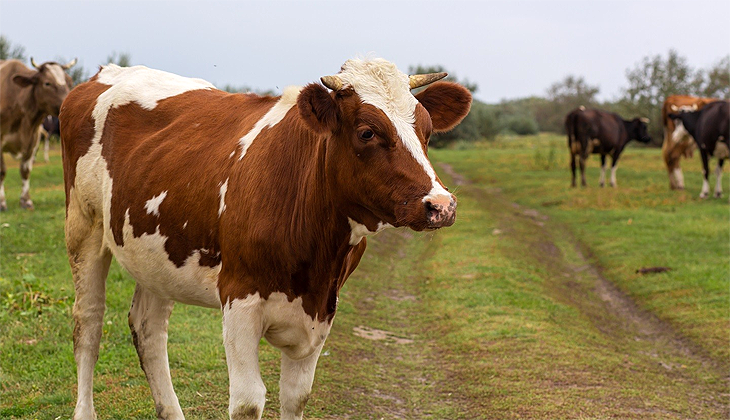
top-left (12, 58), bottom-right (76, 116)
top-left (297, 58), bottom-right (471, 232)
top-left (667, 111), bottom-right (700, 143)
top-left (630, 117), bottom-right (652, 143)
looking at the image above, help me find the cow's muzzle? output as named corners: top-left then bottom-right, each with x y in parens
top-left (424, 194), bottom-right (457, 228)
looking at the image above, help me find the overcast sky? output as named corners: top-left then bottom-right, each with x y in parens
top-left (1, 0), bottom-right (728, 103)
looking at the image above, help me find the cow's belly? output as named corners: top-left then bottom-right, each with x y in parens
top-left (103, 208), bottom-right (221, 308)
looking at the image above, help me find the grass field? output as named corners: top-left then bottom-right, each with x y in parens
top-left (1, 136), bottom-right (728, 419)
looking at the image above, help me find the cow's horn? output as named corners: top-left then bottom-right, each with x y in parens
top-left (409, 72), bottom-right (448, 89)
top-left (62, 58), bottom-right (78, 70)
top-left (670, 105), bottom-right (678, 111)
top-left (30, 57), bottom-right (41, 69)
top-left (320, 75), bottom-right (344, 91)
top-left (640, 117), bottom-right (650, 124)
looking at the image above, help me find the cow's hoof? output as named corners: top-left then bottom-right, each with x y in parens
top-left (599, 183), bottom-right (605, 188)
top-left (0, 205), bottom-right (6, 212)
top-left (714, 191), bottom-right (722, 198)
top-left (699, 193), bottom-right (709, 199)
top-left (20, 199), bottom-right (34, 210)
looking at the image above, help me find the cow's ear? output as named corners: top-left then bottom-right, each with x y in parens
top-left (415, 81), bottom-right (472, 133)
top-left (13, 74), bottom-right (36, 87)
top-left (298, 83), bottom-right (338, 134)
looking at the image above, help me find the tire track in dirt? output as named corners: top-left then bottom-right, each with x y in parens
top-left (438, 162), bottom-right (729, 416)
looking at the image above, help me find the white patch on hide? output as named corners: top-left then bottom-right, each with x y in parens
top-left (348, 217), bottom-right (392, 245)
top-left (144, 191), bottom-right (168, 217)
top-left (238, 86), bottom-right (301, 160)
top-left (218, 178), bottom-right (229, 216)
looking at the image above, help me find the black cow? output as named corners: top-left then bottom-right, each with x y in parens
top-left (38, 115), bottom-right (60, 162)
top-left (566, 107), bottom-right (652, 187)
top-left (668, 100), bottom-right (729, 198)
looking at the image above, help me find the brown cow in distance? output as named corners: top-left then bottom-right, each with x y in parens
top-left (0, 58), bottom-right (76, 210)
top-left (662, 95), bottom-right (718, 190)
top-left (565, 106), bottom-right (651, 187)
top-left (59, 58), bottom-right (471, 420)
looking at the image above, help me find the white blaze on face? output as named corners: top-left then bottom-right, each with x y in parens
top-left (238, 86), bottom-right (302, 160)
top-left (48, 64), bottom-right (68, 86)
top-left (144, 191), bottom-right (167, 216)
top-left (335, 59), bottom-right (450, 202)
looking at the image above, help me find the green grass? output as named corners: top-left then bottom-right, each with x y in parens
top-left (432, 133), bottom-right (730, 366)
top-left (1, 141), bottom-right (728, 419)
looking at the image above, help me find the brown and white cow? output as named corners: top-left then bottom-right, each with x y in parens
top-left (59, 58), bottom-right (471, 420)
top-left (661, 94), bottom-right (717, 190)
top-left (0, 58), bottom-right (76, 210)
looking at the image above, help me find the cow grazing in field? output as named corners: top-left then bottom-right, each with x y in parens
top-left (662, 95), bottom-right (718, 190)
top-left (59, 58), bottom-right (472, 420)
top-left (39, 115), bottom-right (61, 162)
top-left (565, 107), bottom-right (652, 187)
top-left (0, 58), bottom-right (76, 210)
top-left (668, 100), bottom-right (729, 198)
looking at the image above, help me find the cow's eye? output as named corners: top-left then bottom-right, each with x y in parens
top-left (358, 129), bottom-right (375, 141)
top-left (44, 82), bottom-right (51, 87)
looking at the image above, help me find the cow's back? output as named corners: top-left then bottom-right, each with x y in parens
top-left (60, 65), bottom-right (279, 307)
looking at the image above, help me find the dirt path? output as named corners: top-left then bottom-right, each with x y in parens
top-left (316, 163), bottom-right (727, 419)
top-left (437, 162), bottom-right (728, 415)
top-left (439, 162), bottom-right (722, 370)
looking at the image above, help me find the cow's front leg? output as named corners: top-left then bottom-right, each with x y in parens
top-left (280, 343), bottom-right (325, 420)
top-left (579, 157), bottom-right (587, 187)
top-left (19, 157), bottom-right (34, 209)
top-left (223, 297), bottom-right (266, 420)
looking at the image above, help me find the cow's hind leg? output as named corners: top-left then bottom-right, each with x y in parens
top-left (579, 156), bottom-right (587, 187)
top-left (67, 203), bottom-right (112, 420)
top-left (714, 159), bottom-right (725, 198)
top-left (279, 345), bottom-right (324, 420)
top-left (570, 154), bottom-right (577, 187)
top-left (19, 156), bottom-right (34, 209)
top-left (128, 285), bottom-right (183, 419)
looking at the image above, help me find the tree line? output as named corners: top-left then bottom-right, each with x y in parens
top-left (423, 50), bottom-right (728, 147)
top-left (3, 36), bottom-right (727, 147)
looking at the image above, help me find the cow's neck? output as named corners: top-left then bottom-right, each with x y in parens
top-left (223, 125), bottom-right (358, 321)
top-left (19, 86), bottom-right (46, 130)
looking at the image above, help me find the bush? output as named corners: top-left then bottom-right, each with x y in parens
top-left (499, 114), bottom-right (540, 135)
